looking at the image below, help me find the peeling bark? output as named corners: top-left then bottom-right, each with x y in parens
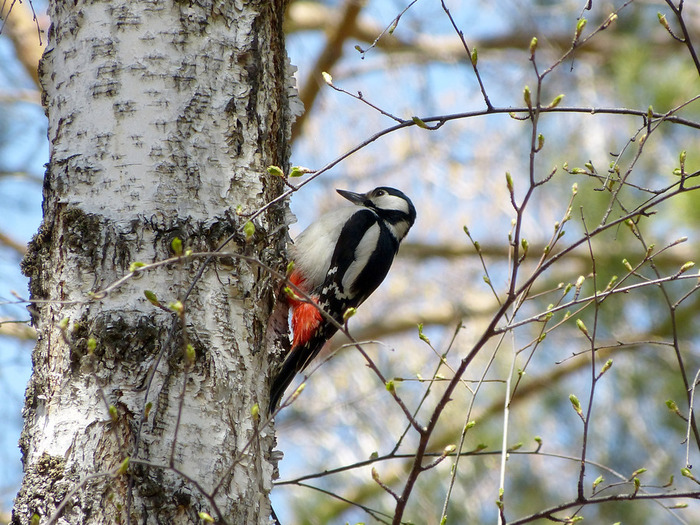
top-left (13, 1), bottom-right (295, 524)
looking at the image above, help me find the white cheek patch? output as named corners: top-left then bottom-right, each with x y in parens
top-left (341, 222), bottom-right (381, 293)
top-left (375, 194), bottom-right (409, 214)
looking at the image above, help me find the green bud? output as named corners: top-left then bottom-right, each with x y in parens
top-left (569, 394), bottom-right (583, 416)
top-left (343, 307), bottom-right (357, 321)
top-left (385, 380), bottom-right (395, 393)
top-left (576, 318), bottom-right (589, 337)
top-left (658, 13), bottom-right (670, 31)
top-left (630, 468), bottom-right (647, 478)
top-left (289, 166), bottom-right (311, 178)
top-left (266, 165), bottom-right (284, 178)
top-left (602, 13), bottom-right (617, 29)
top-left (199, 512), bottom-right (215, 523)
top-left (321, 71), bottom-right (333, 85)
top-left (283, 286), bottom-right (300, 301)
top-left (251, 403), bottom-right (260, 419)
top-left (171, 237), bottom-right (183, 256)
top-left (529, 37), bottom-right (538, 57)
top-left (412, 116), bottom-right (430, 129)
top-left (505, 171), bottom-right (514, 193)
top-left (291, 382), bottom-right (305, 401)
top-left (117, 457), bottom-right (129, 475)
top-left (144, 290), bottom-right (160, 307)
top-left (523, 85), bottom-right (532, 108)
top-left (417, 323), bottom-right (430, 344)
top-left (243, 221), bottom-right (255, 239)
top-left (185, 343), bottom-right (196, 364)
top-left (536, 133), bottom-right (544, 151)
top-left (666, 399), bottom-right (680, 413)
top-left (87, 338), bottom-right (97, 354)
top-left (679, 261), bottom-right (695, 273)
top-left (471, 47), bottom-right (478, 66)
top-left (169, 300), bottom-right (184, 314)
top-left (593, 475), bottom-right (604, 490)
top-left (129, 261), bottom-right (146, 272)
top-left (548, 94), bottom-right (564, 109)
top-left (575, 18), bottom-right (587, 40)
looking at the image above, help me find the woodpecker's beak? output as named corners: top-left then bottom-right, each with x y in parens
top-left (336, 189), bottom-right (367, 206)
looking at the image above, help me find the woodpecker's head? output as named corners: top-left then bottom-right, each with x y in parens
top-left (337, 187), bottom-right (416, 241)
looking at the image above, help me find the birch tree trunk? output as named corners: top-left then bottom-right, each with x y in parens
top-left (13, 0), bottom-right (295, 523)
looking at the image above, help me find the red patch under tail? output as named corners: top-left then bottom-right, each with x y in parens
top-left (288, 269), bottom-right (323, 347)
top-left (291, 300), bottom-right (323, 348)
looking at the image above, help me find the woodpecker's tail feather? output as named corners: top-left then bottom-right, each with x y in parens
top-left (268, 347), bottom-right (303, 414)
top-left (268, 325), bottom-right (339, 414)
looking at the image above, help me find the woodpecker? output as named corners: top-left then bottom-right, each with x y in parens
top-left (269, 187), bottom-right (416, 412)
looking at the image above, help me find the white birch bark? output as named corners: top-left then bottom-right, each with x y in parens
top-left (13, 0), bottom-right (296, 523)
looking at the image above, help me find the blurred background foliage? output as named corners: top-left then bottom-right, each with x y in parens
top-left (2, 0), bottom-right (700, 524)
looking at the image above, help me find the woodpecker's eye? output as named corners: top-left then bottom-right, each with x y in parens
top-left (376, 189), bottom-right (386, 196)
